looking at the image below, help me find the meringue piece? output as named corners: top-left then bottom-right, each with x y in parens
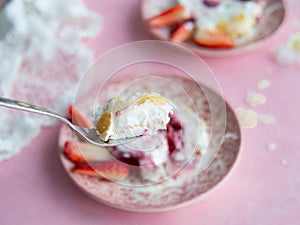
top-left (95, 93), bottom-right (173, 141)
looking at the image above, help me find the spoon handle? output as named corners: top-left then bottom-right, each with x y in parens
top-left (0, 97), bottom-right (69, 124)
top-left (0, 97), bottom-right (141, 147)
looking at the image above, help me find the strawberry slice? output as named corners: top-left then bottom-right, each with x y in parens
top-left (147, 5), bottom-right (191, 28)
top-left (63, 141), bottom-right (112, 163)
top-left (171, 20), bottom-right (195, 43)
top-left (68, 105), bottom-right (93, 128)
top-left (193, 29), bottom-right (235, 48)
top-left (72, 161), bottom-right (129, 181)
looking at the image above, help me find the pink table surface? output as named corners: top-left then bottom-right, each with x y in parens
top-left (1, 0), bottom-right (299, 224)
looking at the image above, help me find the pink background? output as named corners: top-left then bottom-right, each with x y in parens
top-left (1, 0), bottom-right (299, 224)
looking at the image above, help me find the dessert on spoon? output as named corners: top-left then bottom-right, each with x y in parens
top-left (0, 93), bottom-right (173, 147)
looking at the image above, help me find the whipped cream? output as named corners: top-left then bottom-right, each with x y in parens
top-left (178, 0), bottom-right (262, 44)
top-left (116, 134), bottom-right (169, 165)
top-left (95, 93), bottom-right (173, 141)
top-left (108, 102), bottom-right (209, 183)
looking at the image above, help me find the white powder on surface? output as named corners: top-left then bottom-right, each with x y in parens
top-left (0, 0), bottom-right (101, 161)
top-left (257, 79), bottom-right (271, 90)
top-left (268, 142), bottom-right (277, 151)
top-left (235, 108), bottom-right (258, 128)
top-left (246, 92), bottom-right (266, 107)
top-left (258, 114), bottom-right (276, 125)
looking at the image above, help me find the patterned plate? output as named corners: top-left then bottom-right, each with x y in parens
top-left (58, 74), bottom-right (241, 212)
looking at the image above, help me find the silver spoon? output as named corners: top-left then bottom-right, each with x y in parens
top-left (0, 97), bottom-right (141, 147)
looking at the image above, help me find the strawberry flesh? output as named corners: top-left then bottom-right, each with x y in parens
top-left (68, 105), bottom-right (93, 128)
top-left (63, 141), bottom-right (112, 163)
top-left (72, 161), bottom-right (129, 181)
top-left (194, 29), bottom-right (235, 48)
top-left (148, 5), bottom-right (191, 28)
top-left (171, 20), bottom-right (195, 43)
top-left (64, 141), bottom-right (84, 163)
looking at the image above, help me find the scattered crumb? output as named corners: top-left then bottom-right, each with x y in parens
top-left (258, 114), bottom-right (276, 125)
top-left (235, 108), bottom-right (258, 128)
top-left (280, 159), bottom-right (288, 166)
top-left (268, 142), bottom-right (277, 151)
top-left (246, 92), bottom-right (266, 107)
top-left (257, 79), bottom-right (271, 90)
top-left (276, 32), bottom-right (300, 65)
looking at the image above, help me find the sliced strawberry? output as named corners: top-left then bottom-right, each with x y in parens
top-left (63, 141), bottom-right (112, 163)
top-left (68, 105), bottom-right (93, 128)
top-left (193, 29), bottom-right (235, 48)
top-left (147, 5), bottom-right (191, 28)
top-left (72, 161), bottom-right (129, 181)
top-left (171, 20), bottom-right (195, 43)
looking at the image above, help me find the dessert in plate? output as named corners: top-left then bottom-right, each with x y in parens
top-left (142, 0), bottom-right (286, 56)
top-left (146, 0), bottom-right (265, 48)
top-left (63, 91), bottom-right (209, 183)
top-left (58, 75), bottom-right (241, 211)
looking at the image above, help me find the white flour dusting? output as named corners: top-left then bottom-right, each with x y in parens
top-left (0, 0), bottom-right (101, 161)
